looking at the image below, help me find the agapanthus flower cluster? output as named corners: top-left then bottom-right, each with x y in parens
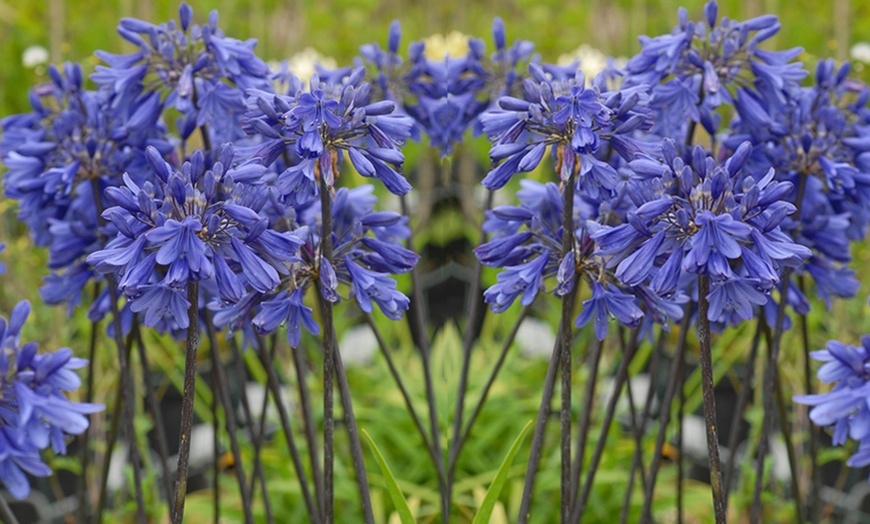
top-left (0, 301), bottom-right (103, 499)
top-left (93, 2), bottom-right (271, 146)
top-left (595, 140), bottom-right (811, 326)
top-left (215, 185), bottom-right (417, 347)
top-left (478, 62), bottom-right (654, 197)
top-left (87, 144), bottom-right (302, 330)
top-left (360, 19), bottom-right (533, 155)
top-left (795, 336), bottom-right (870, 479)
top-left (0, 63), bottom-right (172, 314)
top-left (724, 58), bottom-right (870, 308)
top-left (624, 0), bottom-right (807, 142)
top-left (476, 180), bottom-right (683, 340)
top-left (243, 67), bottom-right (415, 200)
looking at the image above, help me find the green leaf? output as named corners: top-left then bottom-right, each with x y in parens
top-left (361, 428), bottom-right (416, 524)
top-left (473, 419), bottom-right (534, 524)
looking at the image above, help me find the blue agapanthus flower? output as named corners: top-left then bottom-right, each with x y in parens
top-left (93, 2), bottom-right (271, 145)
top-left (475, 180), bottom-right (682, 340)
top-left (0, 301), bottom-right (103, 500)
top-left (88, 144), bottom-right (303, 329)
top-left (795, 336), bottom-right (870, 479)
top-left (360, 18), bottom-right (533, 156)
top-left (0, 63), bottom-right (172, 315)
top-left (723, 58), bottom-right (870, 308)
top-left (623, 0), bottom-right (806, 143)
top-left (214, 185), bottom-right (416, 347)
top-left (244, 67), bottom-right (415, 198)
top-left (478, 62), bottom-right (653, 196)
top-left (595, 139), bottom-right (811, 325)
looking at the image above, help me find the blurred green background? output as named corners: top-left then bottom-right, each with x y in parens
top-left (2, 0), bottom-right (870, 522)
top-left (2, 0), bottom-right (870, 118)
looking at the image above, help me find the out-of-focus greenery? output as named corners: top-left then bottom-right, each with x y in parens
top-left (2, 0), bottom-right (870, 522)
top-left (2, 0), bottom-right (870, 117)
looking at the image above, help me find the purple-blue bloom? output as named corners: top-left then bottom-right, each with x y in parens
top-left (795, 336), bottom-right (870, 479)
top-left (0, 301), bottom-right (103, 499)
top-left (88, 145), bottom-right (303, 329)
top-left (244, 68), bottom-right (415, 197)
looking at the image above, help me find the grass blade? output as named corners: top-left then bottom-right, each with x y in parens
top-left (361, 428), bottom-right (416, 524)
top-left (473, 420), bottom-right (534, 524)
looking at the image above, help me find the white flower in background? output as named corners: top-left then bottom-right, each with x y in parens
top-left (851, 42), bottom-right (870, 63)
top-left (269, 48), bottom-right (338, 92)
top-left (22, 46), bottom-right (49, 69)
top-left (423, 31), bottom-right (471, 60)
top-left (287, 47), bottom-right (337, 82)
top-left (557, 44), bottom-right (627, 85)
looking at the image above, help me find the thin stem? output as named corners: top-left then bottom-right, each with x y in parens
top-left (450, 189), bottom-right (495, 490)
top-left (319, 181), bottom-right (337, 524)
top-left (750, 269), bottom-right (793, 524)
top-left (452, 307), bottom-right (530, 468)
top-left (256, 334), bottom-right (321, 523)
top-left (90, 179), bottom-right (145, 524)
top-left (363, 314), bottom-right (441, 474)
top-left (133, 322), bottom-right (174, 516)
top-left (640, 304), bottom-right (692, 523)
top-left (571, 329), bottom-right (639, 523)
top-left (775, 368), bottom-right (804, 523)
top-left (697, 275), bottom-right (726, 524)
top-left (107, 276), bottom-right (147, 524)
top-left (624, 346), bottom-right (649, 491)
top-left (723, 319), bottom-right (764, 502)
top-left (212, 377), bottom-right (220, 524)
top-left (204, 313), bottom-right (255, 524)
top-left (559, 172), bottom-right (577, 524)
top-left (93, 377), bottom-right (122, 524)
top-left (292, 343), bottom-right (325, 517)
top-left (400, 193), bottom-right (450, 522)
top-left (0, 494), bottom-right (19, 524)
top-left (798, 275), bottom-right (820, 523)
top-left (620, 332), bottom-right (665, 524)
top-left (517, 319), bottom-right (564, 524)
top-left (676, 343), bottom-right (685, 524)
top-left (569, 337), bottom-right (603, 510)
top-left (231, 338), bottom-right (274, 524)
top-left (171, 282), bottom-right (201, 524)
top-left (77, 301), bottom-right (100, 524)
top-left (328, 322), bottom-right (375, 524)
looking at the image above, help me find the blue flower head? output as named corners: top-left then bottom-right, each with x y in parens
top-left (624, 0), bottom-right (806, 143)
top-left (476, 180), bottom-right (683, 340)
top-left (240, 185), bottom-right (417, 347)
top-left (596, 140), bottom-right (811, 326)
top-left (244, 68), bottom-right (415, 197)
top-left (478, 62), bottom-right (653, 196)
top-left (88, 144), bottom-right (303, 329)
top-left (1, 63), bottom-right (172, 314)
top-left (0, 301), bottom-right (103, 500)
top-left (795, 336), bottom-right (870, 479)
top-left (93, 2), bottom-right (271, 144)
top-left (360, 19), bottom-right (533, 155)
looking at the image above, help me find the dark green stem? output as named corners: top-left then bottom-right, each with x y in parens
top-left (640, 304), bottom-right (692, 523)
top-left (559, 172), bottom-right (577, 524)
top-left (569, 337), bottom-right (603, 510)
top-left (171, 282), bottom-right (200, 524)
top-left (697, 275), bottom-right (726, 524)
top-left (204, 313), bottom-right (254, 524)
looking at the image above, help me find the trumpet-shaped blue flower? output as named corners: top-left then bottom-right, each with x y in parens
top-left (478, 62), bottom-right (653, 195)
top-left (795, 336), bottom-right (870, 480)
top-left (88, 145), bottom-right (303, 329)
top-left (244, 68), bottom-right (414, 197)
top-left (0, 301), bottom-right (103, 500)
